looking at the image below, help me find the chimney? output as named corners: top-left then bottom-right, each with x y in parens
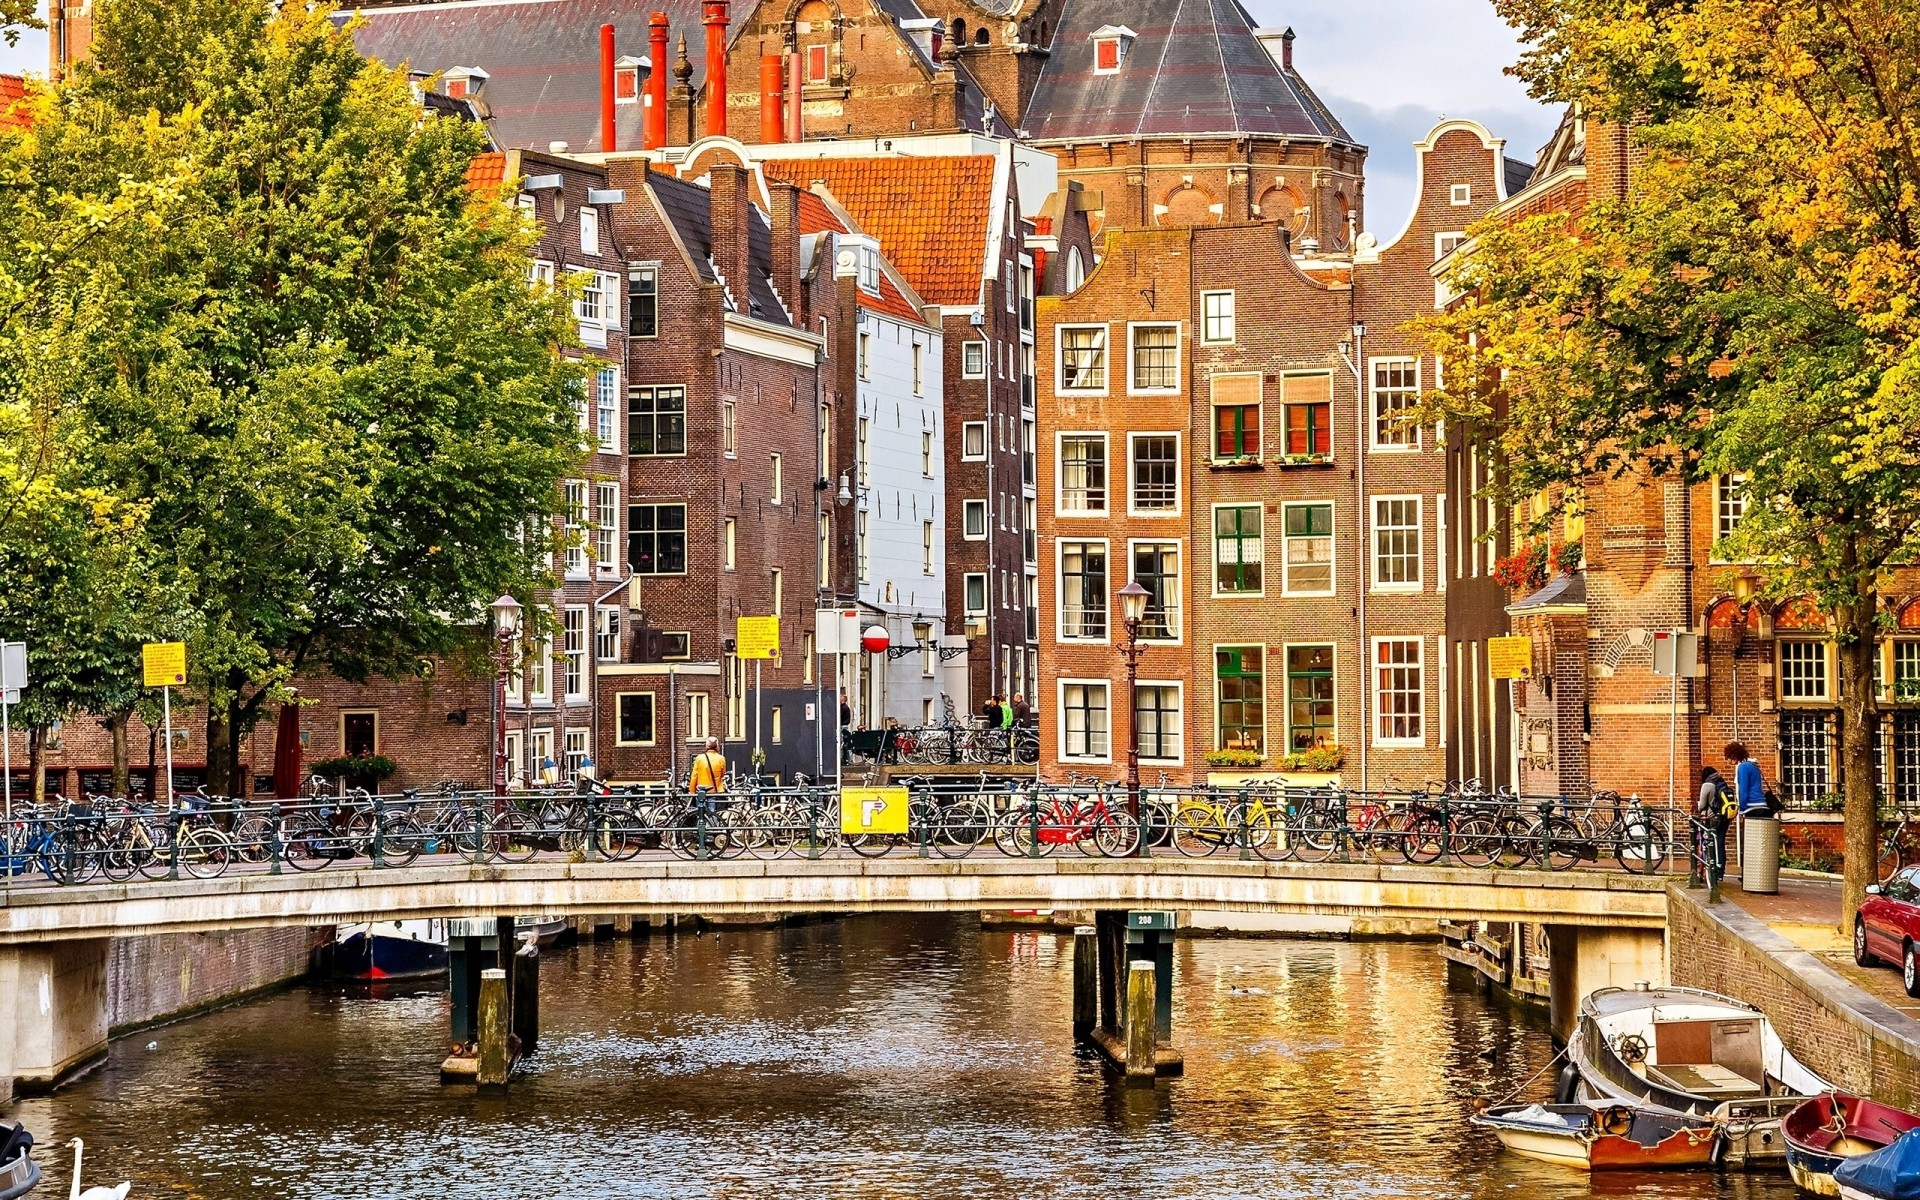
top-left (703, 0), bottom-right (729, 139)
top-left (766, 178), bottom-right (802, 322)
top-left (645, 12), bottom-right (670, 149)
top-left (1280, 26), bottom-right (1295, 70)
top-left (707, 162), bottom-right (754, 311)
top-left (600, 24), bottom-right (618, 153)
top-left (759, 54), bottom-right (785, 144)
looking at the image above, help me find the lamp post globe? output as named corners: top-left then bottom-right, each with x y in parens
top-left (1115, 580), bottom-right (1152, 855)
top-left (487, 594), bottom-right (522, 800)
top-left (1117, 580), bottom-right (1150, 629)
top-left (489, 594), bottom-right (523, 638)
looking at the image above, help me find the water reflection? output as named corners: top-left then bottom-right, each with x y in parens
top-left (13, 917), bottom-right (1797, 1199)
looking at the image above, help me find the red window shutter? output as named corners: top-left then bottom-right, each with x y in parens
top-left (1094, 39), bottom-right (1119, 70)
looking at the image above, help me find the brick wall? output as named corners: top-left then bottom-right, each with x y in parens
top-left (107, 927), bottom-right (323, 1033)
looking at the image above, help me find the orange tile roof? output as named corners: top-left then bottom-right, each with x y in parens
top-left (465, 150), bottom-right (508, 194)
top-left (764, 156), bottom-right (995, 307)
top-left (0, 74), bottom-right (31, 132)
top-left (795, 190), bottom-right (844, 236)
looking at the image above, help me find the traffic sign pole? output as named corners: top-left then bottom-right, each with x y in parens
top-left (162, 685), bottom-right (175, 812)
top-left (142, 641), bottom-right (188, 811)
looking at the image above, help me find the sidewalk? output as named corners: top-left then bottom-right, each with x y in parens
top-left (1722, 872), bottom-right (1920, 1022)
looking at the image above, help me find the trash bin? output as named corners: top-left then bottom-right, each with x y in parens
top-left (1741, 814), bottom-right (1781, 894)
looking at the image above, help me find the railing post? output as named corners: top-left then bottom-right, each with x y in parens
top-left (61, 808), bottom-right (76, 886)
top-left (696, 798), bottom-right (710, 862)
top-left (372, 795), bottom-right (387, 868)
top-left (270, 801), bottom-right (283, 876)
top-left (808, 789), bottom-right (822, 860)
top-left (1641, 806), bottom-right (1655, 876)
top-left (1237, 787), bottom-right (1252, 862)
top-left (167, 808), bottom-right (182, 880)
top-left (1539, 800), bottom-right (1554, 870)
top-left (1027, 781), bottom-right (1041, 860)
top-left (916, 789), bottom-right (930, 859)
top-left (583, 792), bottom-right (600, 863)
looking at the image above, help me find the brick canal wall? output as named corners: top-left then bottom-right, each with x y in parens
top-left (107, 927), bottom-right (324, 1034)
top-left (1667, 885), bottom-right (1920, 1108)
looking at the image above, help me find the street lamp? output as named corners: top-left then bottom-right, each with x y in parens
top-left (1116, 580), bottom-right (1151, 855)
top-left (489, 595), bottom-right (522, 800)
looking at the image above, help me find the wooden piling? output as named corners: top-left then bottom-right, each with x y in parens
top-left (512, 944), bottom-right (539, 1053)
top-left (477, 968), bottom-right (510, 1088)
top-left (1072, 926), bottom-right (1097, 1039)
top-left (1124, 961), bottom-right (1156, 1084)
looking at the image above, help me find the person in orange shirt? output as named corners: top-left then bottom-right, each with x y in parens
top-left (689, 737), bottom-right (728, 795)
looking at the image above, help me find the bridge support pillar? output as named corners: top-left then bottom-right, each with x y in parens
top-left (0, 937), bottom-right (109, 1099)
top-left (476, 968), bottom-right (509, 1088)
top-left (1071, 926), bottom-right (1096, 1039)
top-left (1545, 924), bottom-right (1669, 1045)
top-left (1087, 911), bottom-right (1181, 1078)
top-left (512, 942), bottom-right (539, 1054)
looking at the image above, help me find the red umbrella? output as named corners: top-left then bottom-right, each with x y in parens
top-left (273, 703), bottom-right (303, 799)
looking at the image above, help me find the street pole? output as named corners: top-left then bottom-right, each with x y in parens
top-left (494, 637), bottom-right (509, 800)
top-left (1115, 581), bottom-right (1150, 857)
top-left (161, 684), bottom-right (175, 812)
top-left (754, 659), bottom-right (763, 781)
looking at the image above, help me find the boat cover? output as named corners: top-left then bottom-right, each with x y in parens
top-left (1834, 1128), bottom-right (1920, 1199)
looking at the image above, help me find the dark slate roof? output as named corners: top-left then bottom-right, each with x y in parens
top-left (1525, 106), bottom-right (1586, 190)
top-left (350, 0), bottom-right (729, 153)
top-left (644, 170), bottom-right (791, 323)
top-left (1507, 570), bottom-right (1587, 613)
top-left (1021, 0), bottom-right (1354, 143)
top-left (1504, 156), bottom-right (1534, 198)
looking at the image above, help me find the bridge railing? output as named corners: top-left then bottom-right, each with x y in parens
top-left (0, 781), bottom-right (1703, 889)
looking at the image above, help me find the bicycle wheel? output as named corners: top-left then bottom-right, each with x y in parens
top-left (1093, 810), bottom-right (1141, 857)
top-left (1171, 805), bottom-right (1223, 857)
top-left (1613, 813), bottom-right (1670, 874)
top-left (1400, 813), bottom-right (1448, 865)
top-left (230, 814), bottom-right (274, 864)
top-left (379, 816), bottom-right (424, 867)
top-left (1492, 816), bottom-right (1534, 869)
top-left (935, 801), bottom-right (990, 859)
top-left (180, 827), bottom-right (232, 879)
top-left (137, 827), bottom-right (176, 880)
top-left (1451, 814), bottom-right (1499, 868)
top-left (99, 829), bottom-right (139, 882)
top-left (1532, 815), bottom-right (1585, 871)
top-left (601, 808), bottom-right (647, 861)
top-left (1290, 809), bottom-right (1339, 864)
top-left (847, 833), bottom-right (898, 858)
top-left (995, 810), bottom-right (1053, 858)
top-left (1236, 804), bottom-right (1275, 852)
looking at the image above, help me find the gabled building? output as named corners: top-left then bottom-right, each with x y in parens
top-left (0, 75), bottom-right (28, 132)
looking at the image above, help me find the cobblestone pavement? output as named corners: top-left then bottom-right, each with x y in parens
top-left (1723, 872), bottom-right (1920, 1021)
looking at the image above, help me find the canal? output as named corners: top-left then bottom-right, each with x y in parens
top-left (17, 915), bottom-right (1796, 1199)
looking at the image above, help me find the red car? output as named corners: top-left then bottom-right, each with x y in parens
top-left (1856, 866), bottom-right (1920, 997)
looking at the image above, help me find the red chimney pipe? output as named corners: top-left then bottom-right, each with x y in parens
top-left (702, 0), bottom-right (729, 139)
top-left (600, 23), bottom-right (618, 153)
top-left (645, 12), bottom-right (669, 150)
top-left (759, 54), bottom-right (784, 144)
top-left (786, 48), bottom-right (803, 141)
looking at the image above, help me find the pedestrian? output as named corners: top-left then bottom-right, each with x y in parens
top-left (1725, 741), bottom-right (1771, 817)
top-left (839, 691), bottom-right (851, 732)
top-left (982, 694), bottom-right (1003, 728)
top-left (1011, 692), bottom-right (1032, 726)
top-left (1000, 696), bottom-right (1015, 730)
top-left (1696, 765), bottom-right (1733, 886)
top-left (689, 737), bottom-right (728, 797)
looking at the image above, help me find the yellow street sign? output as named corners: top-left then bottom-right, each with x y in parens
top-left (736, 615), bottom-right (780, 660)
top-left (840, 786), bottom-right (909, 836)
top-left (1488, 635), bottom-right (1533, 680)
top-left (142, 641), bottom-right (187, 688)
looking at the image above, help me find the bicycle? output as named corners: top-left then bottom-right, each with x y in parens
top-left (1881, 812), bottom-right (1915, 881)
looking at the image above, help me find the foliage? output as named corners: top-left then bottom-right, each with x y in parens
top-left (1278, 745), bottom-right (1345, 772)
top-left (0, 0), bottom-right (35, 47)
top-left (1493, 542), bottom-right (1550, 591)
top-left (1204, 748), bottom-right (1265, 769)
top-left (1419, 0), bottom-right (1920, 927)
top-left (309, 754), bottom-right (397, 782)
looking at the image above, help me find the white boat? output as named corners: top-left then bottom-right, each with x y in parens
top-left (1472, 1101), bottom-right (1720, 1170)
top-left (1566, 983), bottom-right (1828, 1167)
top-left (516, 915), bottom-right (568, 947)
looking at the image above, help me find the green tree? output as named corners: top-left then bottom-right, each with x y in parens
top-left (21, 0), bottom-right (585, 791)
top-left (1421, 0), bottom-right (1920, 925)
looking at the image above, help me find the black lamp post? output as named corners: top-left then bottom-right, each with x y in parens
top-left (488, 594), bottom-right (522, 804)
top-left (1116, 579), bottom-right (1150, 854)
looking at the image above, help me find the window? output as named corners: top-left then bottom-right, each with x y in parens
top-left (1130, 323), bottom-right (1179, 391)
top-left (922, 520), bottom-right (934, 574)
top-left (580, 206), bottom-right (600, 255)
top-left (962, 422), bottom-right (986, 460)
top-left (1450, 183), bottom-right (1472, 206)
top-left (1024, 497), bottom-right (1037, 562)
top-left (1373, 638), bottom-right (1424, 745)
top-left (628, 265), bottom-right (658, 338)
top-left (1371, 358), bottom-right (1420, 449)
top-left (723, 518), bottom-right (737, 571)
top-left (771, 568), bottom-right (783, 617)
top-left (616, 693), bottom-right (655, 745)
top-left (595, 605), bottom-right (620, 662)
top-left (1024, 572), bottom-right (1039, 641)
top-left (575, 271), bottom-right (605, 323)
top-left (805, 42), bottom-right (828, 83)
top-left (565, 728), bottom-right (589, 778)
top-left (912, 343), bottom-right (924, 395)
top-left (1061, 682), bottom-right (1110, 759)
top-left (1780, 640), bottom-right (1829, 700)
top-left (628, 384), bottom-right (686, 456)
top-left (1022, 418), bottom-right (1036, 486)
top-left (1286, 645), bottom-right (1336, 752)
top-left (563, 480), bottom-right (590, 577)
top-left (1214, 505), bottom-right (1263, 595)
top-left (614, 62), bottom-right (640, 101)
top-left (1058, 325), bottom-right (1107, 392)
top-left (722, 399), bottom-right (736, 456)
top-left (1058, 541), bottom-right (1108, 640)
top-left (589, 368), bottom-right (620, 454)
top-left (1201, 291), bottom-right (1235, 344)
top-left (686, 692), bottom-right (710, 742)
top-left (859, 331), bottom-right (870, 380)
top-left (1371, 496), bottom-right (1422, 590)
top-left (771, 705), bottom-right (784, 744)
top-left (1065, 246), bottom-right (1086, 291)
top-left (1215, 646), bottom-right (1264, 754)
top-left (1282, 374), bottom-right (1331, 458)
top-left (1715, 473), bottom-right (1748, 553)
top-left (564, 607), bottom-right (587, 699)
top-left (963, 500), bottom-right (988, 540)
top-left (1211, 373), bottom-right (1261, 460)
top-left (627, 503), bottom-right (687, 574)
top-left (528, 259), bottom-right (555, 289)
top-left (964, 573), bottom-right (987, 616)
top-left (963, 341), bottom-right (987, 379)
top-left (1129, 434), bottom-right (1179, 514)
top-left (594, 482), bottom-right (619, 571)
top-left (857, 418), bottom-right (870, 485)
top-left (770, 453), bottom-right (783, 505)
top-left (1436, 232), bottom-right (1467, 259)
top-left (1058, 435), bottom-right (1107, 514)
top-left (921, 431), bottom-right (934, 477)
top-left (1779, 710), bottom-right (1832, 798)
top-left (1437, 494), bottom-right (1448, 592)
top-left (660, 632), bottom-right (690, 660)
top-left (1131, 542), bottom-right (1180, 640)
top-left (1093, 36), bottom-right (1123, 72)
top-left (1282, 503), bottom-right (1334, 595)
top-left (857, 511), bottom-right (868, 582)
top-left (1135, 684), bottom-right (1182, 762)
top-left (528, 631), bottom-right (551, 702)
top-left (1894, 641), bottom-right (1920, 702)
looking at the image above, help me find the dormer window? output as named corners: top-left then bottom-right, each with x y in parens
top-left (1090, 26), bottom-right (1135, 74)
top-left (613, 56), bottom-right (645, 104)
top-left (442, 66), bottom-right (488, 99)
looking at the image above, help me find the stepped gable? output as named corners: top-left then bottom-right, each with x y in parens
top-left (1021, 0), bottom-right (1352, 142)
top-left (761, 156), bottom-right (994, 306)
top-left (645, 167), bottom-right (791, 323)
top-left (351, 0), bottom-right (734, 152)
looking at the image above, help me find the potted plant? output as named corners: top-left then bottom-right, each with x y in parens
top-left (310, 754), bottom-right (398, 785)
top-left (1204, 748), bottom-right (1264, 768)
top-left (1279, 745), bottom-right (1346, 772)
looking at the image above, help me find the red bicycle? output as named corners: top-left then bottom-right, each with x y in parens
top-left (992, 786), bottom-right (1140, 857)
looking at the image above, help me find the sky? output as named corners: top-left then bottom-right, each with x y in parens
top-left (0, 0), bottom-right (1558, 236)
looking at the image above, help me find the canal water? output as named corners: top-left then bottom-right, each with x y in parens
top-left (16, 915), bottom-right (1797, 1199)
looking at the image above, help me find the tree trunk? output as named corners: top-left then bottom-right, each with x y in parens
top-left (226, 696), bottom-right (245, 798)
top-left (108, 710), bottom-right (130, 798)
top-left (1833, 581), bottom-right (1880, 934)
top-left (205, 708), bottom-right (231, 798)
top-left (26, 726), bottom-right (42, 807)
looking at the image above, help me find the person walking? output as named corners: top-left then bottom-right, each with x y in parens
top-left (1696, 765), bottom-right (1733, 887)
top-left (1011, 693), bottom-right (1032, 726)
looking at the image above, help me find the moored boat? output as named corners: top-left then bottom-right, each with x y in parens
top-left (516, 915), bottom-right (568, 948)
top-left (1472, 1101), bottom-right (1720, 1170)
top-left (1834, 1127), bottom-right (1920, 1200)
top-left (0, 1120), bottom-right (40, 1200)
top-left (1566, 983), bottom-right (1829, 1166)
top-left (1784, 1093), bottom-right (1920, 1197)
top-left (332, 919), bottom-right (449, 981)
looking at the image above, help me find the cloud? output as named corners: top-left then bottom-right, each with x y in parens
top-left (1332, 97), bottom-right (1561, 238)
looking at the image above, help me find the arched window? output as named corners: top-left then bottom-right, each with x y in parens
top-left (1065, 246), bottom-right (1085, 291)
top-left (951, 18), bottom-right (966, 43)
top-left (975, 26), bottom-right (990, 43)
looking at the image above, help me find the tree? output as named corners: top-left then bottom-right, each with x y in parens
top-left (1421, 0), bottom-right (1920, 926)
top-left (19, 0), bottom-right (586, 790)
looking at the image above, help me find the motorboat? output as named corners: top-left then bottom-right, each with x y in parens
top-left (1834, 1127), bottom-right (1920, 1200)
top-left (1784, 1093), bottom-right (1920, 1196)
top-left (0, 1120), bottom-right (39, 1200)
top-left (516, 916), bottom-right (568, 948)
top-left (1565, 984), bottom-right (1829, 1166)
top-left (1472, 1101), bottom-right (1720, 1170)
top-left (332, 919), bottom-right (448, 981)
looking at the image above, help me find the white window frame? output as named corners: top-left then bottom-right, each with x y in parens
top-left (1370, 494), bottom-right (1424, 593)
top-left (962, 421), bottom-right (987, 461)
top-left (1126, 321), bottom-right (1182, 396)
top-left (580, 206), bottom-right (600, 255)
top-left (770, 453), bottom-right (783, 506)
top-left (922, 520), bottom-right (935, 575)
top-left (1125, 537), bottom-right (1183, 644)
top-left (1134, 679), bottom-right (1184, 765)
top-left (964, 572), bottom-right (988, 617)
top-left (1371, 636), bottom-right (1425, 747)
top-left (594, 480), bottom-right (619, 575)
top-left (594, 604), bottom-right (621, 662)
top-left (1279, 501), bottom-right (1335, 598)
top-left (1055, 431), bottom-right (1109, 517)
top-left (1056, 323), bottom-right (1109, 395)
top-left (921, 430), bottom-right (935, 478)
top-left (594, 365), bottom-right (620, 453)
top-left (1437, 493), bottom-right (1448, 593)
top-left (528, 630), bottom-right (553, 704)
top-left (685, 692), bottom-right (710, 742)
top-left (722, 399), bottom-right (737, 458)
top-left (563, 479), bottom-right (590, 578)
top-left (1200, 291), bottom-right (1235, 345)
top-left (1368, 356), bottom-right (1422, 452)
top-left (1450, 183), bottom-right (1472, 206)
top-left (1779, 639), bottom-right (1831, 703)
top-left (1057, 678), bottom-right (1113, 763)
top-left (614, 691), bottom-right (657, 746)
top-left (1055, 537), bottom-right (1111, 645)
top-left (962, 340), bottom-right (987, 379)
top-left (963, 500), bottom-right (988, 540)
top-left (1126, 431), bottom-right (1182, 518)
top-left (563, 605), bottom-right (588, 701)
top-left (1712, 473), bottom-right (1748, 562)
